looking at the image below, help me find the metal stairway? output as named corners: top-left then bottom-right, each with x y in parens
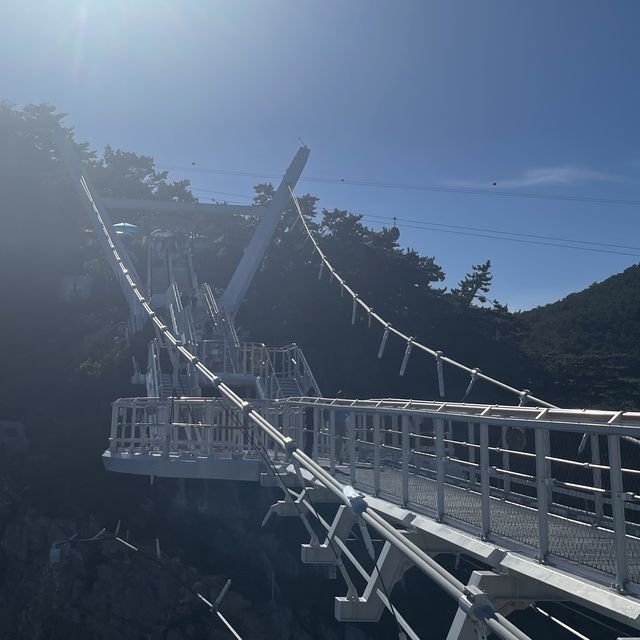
top-left (159, 372), bottom-right (196, 398)
top-left (275, 377), bottom-right (303, 398)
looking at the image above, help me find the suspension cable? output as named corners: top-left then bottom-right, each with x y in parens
top-left (529, 605), bottom-right (590, 640)
top-left (289, 186), bottom-right (555, 410)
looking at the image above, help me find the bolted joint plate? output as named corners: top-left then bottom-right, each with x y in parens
top-left (462, 585), bottom-right (495, 624)
top-left (335, 596), bottom-right (384, 623)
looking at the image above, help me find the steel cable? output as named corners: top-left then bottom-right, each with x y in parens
top-left (289, 186), bottom-right (556, 410)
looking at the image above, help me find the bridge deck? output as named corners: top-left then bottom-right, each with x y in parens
top-left (336, 464), bottom-right (640, 586)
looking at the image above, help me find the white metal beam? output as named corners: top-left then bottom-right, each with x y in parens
top-left (99, 196), bottom-right (265, 217)
top-left (220, 145), bottom-right (310, 316)
top-left (446, 571), bottom-right (546, 640)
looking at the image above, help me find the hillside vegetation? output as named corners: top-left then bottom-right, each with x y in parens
top-left (520, 265), bottom-right (640, 408)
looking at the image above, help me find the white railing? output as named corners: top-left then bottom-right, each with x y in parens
top-left (168, 281), bottom-right (196, 345)
top-left (110, 397), bottom-right (282, 459)
top-left (184, 305), bottom-right (197, 345)
top-left (201, 283), bottom-right (240, 347)
top-left (267, 343), bottom-right (321, 396)
top-left (201, 282), bottom-right (219, 318)
top-left (281, 397), bottom-right (640, 591)
top-left (221, 305), bottom-right (240, 347)
top-left (199, 339), bottom-right (240, 375)
top-left (109, 393), bottom-right (640, 590)
top-left (199, 286), bottom-right (319, 399)
top-left (295, 346), bottom-right (321, 396)
top-left (238, 342), bottom-right (283, 398)
top-left (167, 282), bottom-right (181, 337)
top-left (199, 340), bottom-right (320, 399)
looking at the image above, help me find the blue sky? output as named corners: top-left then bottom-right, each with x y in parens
top-left (2, 0), bottom-right (639, 309)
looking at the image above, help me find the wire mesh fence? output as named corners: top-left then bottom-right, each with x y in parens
top-left (110, 395), bottom-right (640, 589)
top-left (294, 400), bottom-right (640, 588)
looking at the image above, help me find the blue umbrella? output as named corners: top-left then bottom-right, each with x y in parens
top-left (113, 222), bottom-right (139, 234)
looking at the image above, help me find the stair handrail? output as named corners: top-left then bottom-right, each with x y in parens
top-left (166, 282), bottom-right (183, 338)
top-left (168, 281), bottom-right (198, 345)
top-left (185, 305), bottom-right (197, 345)
top-left (146, 338), bottom-right (162, 397)
top-left (259, 343), bottom-right (318, 398)
top-left (167, 299), bottom-right (180, 339)
top-left (260, 342), bottom-right (284, 399)
top-left (294, 344), bottom-right (321, 396)
top-left (220, 306), bottom-right (240, 348)
top-left (201, 284), bottom-right (240, 370)
top-left (201, 283), bottom-right (220, 318)
top-left (236, 342), bottom-right (283, 398)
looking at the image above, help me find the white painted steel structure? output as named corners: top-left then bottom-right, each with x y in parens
top-left (60, 133), bottom-right (640, 640)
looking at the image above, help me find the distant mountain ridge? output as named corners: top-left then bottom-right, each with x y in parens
top-left (519, 263), bottom-right (640, 408)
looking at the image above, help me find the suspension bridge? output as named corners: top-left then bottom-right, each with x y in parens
top-left (59, 135), bottom-right (640, 640)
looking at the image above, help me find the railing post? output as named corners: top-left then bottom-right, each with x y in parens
top-left (204, 402), bottom-right (211, 456)
top-left (480, 423), bottom-right (490, 540)
top-left (445, 419), bottom-right (454, 457)
top-left (329, 409), bottom-right (336, 475)
top-left (501, 426), bottom-right (511, 496)
top-left (270, 407), bottom-right (280, 462)
top-left (282, 404), bottom-right (289, 439)
top-left (608, 433), bottom-right (628, 591)
top-left (373, 413), bottom-right (381, 497)
top-left (110, 402), bottom-right (119, 453)
top-left (245, 411), bottom-right (252, 453)
top-left (349, 412), bottom-right (356, 486)
top-left (535, 428), bottom-right (550, 563)
top-left (402, 414), bottom-right (410, 507)
top-left (296, 406), bottom-right (304, 449)
top-left (435, 418), bottom-right (445, 521)
top-left (468, 422), bottom-right (476, 487)
top-left (129, 399), bottom-right (137, 453)
top-left (590, 434), bottom-right (604, 524)
top-left (160, 403), bottom-right (170, 460)
top-left (312, 408), bottom-right (320, 460)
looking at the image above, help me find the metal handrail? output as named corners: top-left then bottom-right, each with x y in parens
top-left (282, 396), bottom-right (640, 436)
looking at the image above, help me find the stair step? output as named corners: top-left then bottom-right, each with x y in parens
top-left (276, 378), bottom-right (303, 397)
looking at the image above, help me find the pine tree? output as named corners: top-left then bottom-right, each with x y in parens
top-left (451, 260), bottom-right (493, 306)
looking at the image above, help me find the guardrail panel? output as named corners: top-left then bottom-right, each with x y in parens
top-left (442, 420), bottom-right (483, 531)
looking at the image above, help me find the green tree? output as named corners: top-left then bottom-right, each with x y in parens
top-left (451, 260), bottom-right (493, 307)
top-left (89, 145), bottom-right (195, 202)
